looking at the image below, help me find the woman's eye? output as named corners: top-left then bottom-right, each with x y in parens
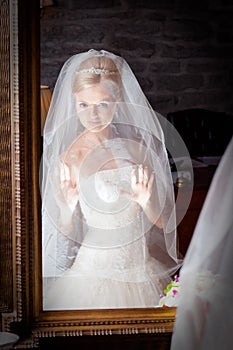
top-left (79, 102), bottom-right (88, 108)
top-left (97, 102), bottom-right (109, 108)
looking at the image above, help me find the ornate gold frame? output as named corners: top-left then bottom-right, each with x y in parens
top-left (0, 1), bottom-right (176, 347)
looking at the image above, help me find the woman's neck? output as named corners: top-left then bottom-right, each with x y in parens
top-left (84, 124), bottom-right (114, 144)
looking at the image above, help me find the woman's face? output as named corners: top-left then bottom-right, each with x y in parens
top-left (74, 84), bottom-right (117, 133)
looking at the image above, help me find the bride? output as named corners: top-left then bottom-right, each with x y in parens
top-left (41, 49), bottom-right (181, 310)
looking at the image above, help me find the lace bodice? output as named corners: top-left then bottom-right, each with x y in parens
top-left (72, 165), bottom-right (159, 282)
top-left (79, 166), bottom-right (144, 247)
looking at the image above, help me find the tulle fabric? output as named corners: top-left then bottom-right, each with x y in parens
top-left (44, 232), bottom-right (168, 310)
top-left (41, 49), bottom-right (182, 310)
top-left (171, 137), bottom-right (233, 350)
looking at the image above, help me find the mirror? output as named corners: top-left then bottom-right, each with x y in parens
top-left (0, 0), bottom-right (177, 347)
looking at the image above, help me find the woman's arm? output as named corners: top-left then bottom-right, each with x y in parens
top-left (59, 161), bottom-right (79, 211)
top-left (131, 165), bottom-right (163, 229)
top-left (49, 159), bottom-right (79, 228)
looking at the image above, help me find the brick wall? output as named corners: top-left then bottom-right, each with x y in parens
top-left (40, 0), bottom-right (233, 115)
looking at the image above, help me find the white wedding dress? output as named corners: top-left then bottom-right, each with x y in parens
top-left (43, 165), bottom-right (170, 310)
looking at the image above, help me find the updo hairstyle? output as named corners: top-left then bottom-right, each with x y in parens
top-left (72, 56), bottom-right (122, 100)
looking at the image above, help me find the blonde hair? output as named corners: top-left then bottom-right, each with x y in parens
top-left (72, 56), bottom-right (122, 100)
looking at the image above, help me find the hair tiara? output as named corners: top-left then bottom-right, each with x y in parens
top-left (76, 67), bottom-right (117, 75)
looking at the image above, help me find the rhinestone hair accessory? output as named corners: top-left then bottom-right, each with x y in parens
top-left (76, 67), bottom-right (117, 75)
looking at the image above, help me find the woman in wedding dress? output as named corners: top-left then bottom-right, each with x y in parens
top-left (41, 49), bottom-right (181, 310)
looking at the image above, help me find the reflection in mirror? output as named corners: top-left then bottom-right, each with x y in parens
top-left (41, 50), bottom-right (182, 311)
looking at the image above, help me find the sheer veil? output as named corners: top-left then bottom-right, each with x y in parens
top-left (171, 136), bottom-right (233, 349)
top-left (41, 49), bottom-right (182, 308)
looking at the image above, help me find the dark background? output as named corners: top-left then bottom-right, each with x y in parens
top-left (40, 0), bottom-right (233, 117)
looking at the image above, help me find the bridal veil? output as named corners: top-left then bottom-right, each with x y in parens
top-left (41, 49), bottom-right (185, 309)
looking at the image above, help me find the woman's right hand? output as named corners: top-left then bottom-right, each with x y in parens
top-left (59, 161), bottom-right (79, 211)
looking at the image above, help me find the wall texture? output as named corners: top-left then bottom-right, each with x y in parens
top-left (40, 0), bottom-right (233, 116)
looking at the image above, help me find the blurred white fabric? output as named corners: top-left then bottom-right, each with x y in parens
top-left (0, 332), bottom-right (19, 349)
top-left (171, 136), bottom-right (233, 350)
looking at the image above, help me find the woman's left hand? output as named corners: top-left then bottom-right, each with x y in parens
top-left (131, 165), bottom-right (155, 208)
